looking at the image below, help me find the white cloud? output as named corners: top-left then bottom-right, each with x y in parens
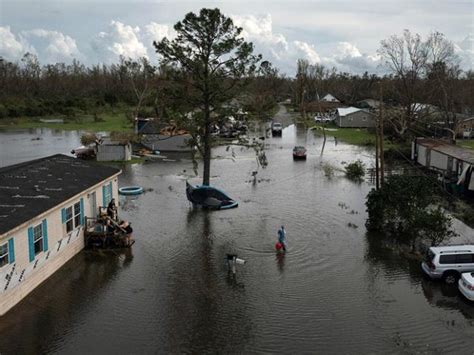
top-left (455, 34), bottom-right (474, 71)
top-left (145, 22), bottom-right (174, 43)
top-left (294, 41), bottom-right (320, 64)
top-left (0, 26), bottom-right (35, 60)
top-left (92, 20), bottom-right (148, 63)
top-left (21, 29), bottom-right (82, 63)
top-left (143, 22), bottom-right (174, 59)
top-left (232, 14), bottom-right (320, 72)
top-left (231, 14), bottom-right (385, 74)
top-left (322, 42), bottom-right (381, 74)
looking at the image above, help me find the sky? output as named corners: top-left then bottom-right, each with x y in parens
top-left (0, 0), bottom-right (472, 75)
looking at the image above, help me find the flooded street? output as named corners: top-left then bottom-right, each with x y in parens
top-left (0, 125), bottom-right (474, 354)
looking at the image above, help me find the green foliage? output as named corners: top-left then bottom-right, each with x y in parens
top-left (0, 104), bottom-right (7, 118)
top-left (366, 175), bottom-right (456, 248)
top-left (322, 162), bottom-right (336, 178)
top-left (80, 132), bottom-right (98, 146)
top-left (345, 160), bottom-right (365, 180)
top-left (154, 8), bottom-right (265, 185)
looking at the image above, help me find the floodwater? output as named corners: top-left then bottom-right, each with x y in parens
top-left (0, 124), bottom-right (473, 354)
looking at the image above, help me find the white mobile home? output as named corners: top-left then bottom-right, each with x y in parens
top-left (412, 138), bottom-right (474, 192)
top-left (0, 154), bottom-right (121, 316)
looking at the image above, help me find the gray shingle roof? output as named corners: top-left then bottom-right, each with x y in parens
top-left (0, 154), bottom-right (120, 236)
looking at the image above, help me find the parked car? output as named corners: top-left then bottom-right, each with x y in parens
top-left (271, 122), bottom-right (282, 136)
top-left (421, 245), bottom-right (474, 284)
top-left (458, 272), bottom-right (474, 301)
top-left (293, 146), bottom-right (307, 160)
top-left (314, 116), bottom-right (332, 123)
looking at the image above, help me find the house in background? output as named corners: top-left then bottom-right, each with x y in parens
top-left (320, 93), bottom-right (340, 103)
top-left (357, 98), bottom-right (381, 110)
top-left (335, 107), bottom-right (375, 128)
top-left (96, 137), bottom-right (132, 162)
top-left (0, 154), bottom-right (121, 316)
top-left (456, 117), bottom-right (474, 139)
top-left (135, 117), bottom-right (193, 152)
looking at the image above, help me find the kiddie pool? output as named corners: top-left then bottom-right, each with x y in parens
top-left (119, 186), bottom-right (144, 195)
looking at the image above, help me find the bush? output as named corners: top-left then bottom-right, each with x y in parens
top-left (80, 132), bottom-right (98, 146)
top-left (322, 162), bottom-right (336, 178)
top-left (366, 175), bottom-right (456, 249)
top-left (345, 160), bottom-right (365, 181)
top-left (0, 104), bottom-right (7, 118)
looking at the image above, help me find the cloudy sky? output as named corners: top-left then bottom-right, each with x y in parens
top-left (0, 0), bottom-right (472, 75)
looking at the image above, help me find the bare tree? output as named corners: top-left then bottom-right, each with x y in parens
top-left (378, 30), bottom-right (428, 138)
top-left (425, 32), bottom-right (462, 142)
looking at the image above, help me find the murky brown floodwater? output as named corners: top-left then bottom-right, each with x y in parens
top-left (0, 123), bottom-right (473, 354)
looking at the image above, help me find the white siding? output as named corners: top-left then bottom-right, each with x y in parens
top-left (430, 151), bottom-right (448, 170)
top-left (417, 146), bottom-right (427, 166)
top-left (0, 175), bottom-right (119, 316)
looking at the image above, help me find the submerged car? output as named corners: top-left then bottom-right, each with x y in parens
top-left (186, 181), bottom-right (238, 210)
top-left (293, 146), bottom-right (307, 160)
top-left (421, 245), bottom-right (474, 284)
top-left (459, 273), bottom-right (474, 301)
top-left (271, 122), bottom-right (282, 136)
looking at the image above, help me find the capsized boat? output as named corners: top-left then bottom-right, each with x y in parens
top-left (186, 181), bottom-right (238, 210)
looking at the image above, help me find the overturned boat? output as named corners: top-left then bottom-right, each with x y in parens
top-left (186, 181), bottom-right (238, 210)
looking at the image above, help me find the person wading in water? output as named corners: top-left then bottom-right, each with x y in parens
top-left (277, 225), bottom-right (287, 252)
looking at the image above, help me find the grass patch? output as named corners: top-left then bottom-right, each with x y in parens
top-left (310, 123), bottom-right (381, 146)
top-left (0, 110), bottom-right (133, 132)
top-left (459, 140), bottom-right (474, 150)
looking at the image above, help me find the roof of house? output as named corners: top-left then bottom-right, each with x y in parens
top-left (321, 93), bottom-right (340, 102)
top-left (337, 107), bottom-right (373, 117)
top-left (416, 138), bottom-right (474, 165)
top-left (358, 98), bottom-right (381, 108)
top-left (0, 154), bottom-right (121, 236)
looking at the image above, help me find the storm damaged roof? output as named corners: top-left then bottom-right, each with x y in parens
top-left (0, 154), bottom-right (120, 236)
top-left (417, 138), bottom-right (474, 165)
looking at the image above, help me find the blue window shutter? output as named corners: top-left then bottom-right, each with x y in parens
top-left (8, 238), bottom-right (15, 264)
top-left (61, 208), bottom-right (66, 223)
top-left (102, 185), bottom-right (107, 206)
top-left (28, 227), bottom-right (35, 262)
top-left (109, 181), bottom-right (113, 201)
top-left (80, 198), bottom-right (84, 225)
top-left (42, 219), bottom-right (49, 252)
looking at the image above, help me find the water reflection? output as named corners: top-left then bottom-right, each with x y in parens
top-left (276, 252), bottom-right (285, 273)
top-left (161, 209), bottom-right (250, 352)
top-left (1, 127), bottom-right (474, 353)
top-left (0, 250), bottom-right (131, 354)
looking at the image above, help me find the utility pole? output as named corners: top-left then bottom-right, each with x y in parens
top-left (379, 85), bottom-right (385, 187)
top-left (375, 114), bottom-right (380, 190)
top-left (316, 88), bottom-right (326, 156)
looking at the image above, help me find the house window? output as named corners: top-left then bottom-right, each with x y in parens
top-left (0, 242), bottom-right (8, 267)
top-left (103, 183), bottom-right (112, 206)
top-left (65, 201), bottom-right (82, 233)
top-left (33, 224), bottom-right (44, 256)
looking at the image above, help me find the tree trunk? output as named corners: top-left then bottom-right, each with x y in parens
top-left (202, 64), bottom-right (211, 186)
top-left (202, 117), bottom-right (211, 186)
